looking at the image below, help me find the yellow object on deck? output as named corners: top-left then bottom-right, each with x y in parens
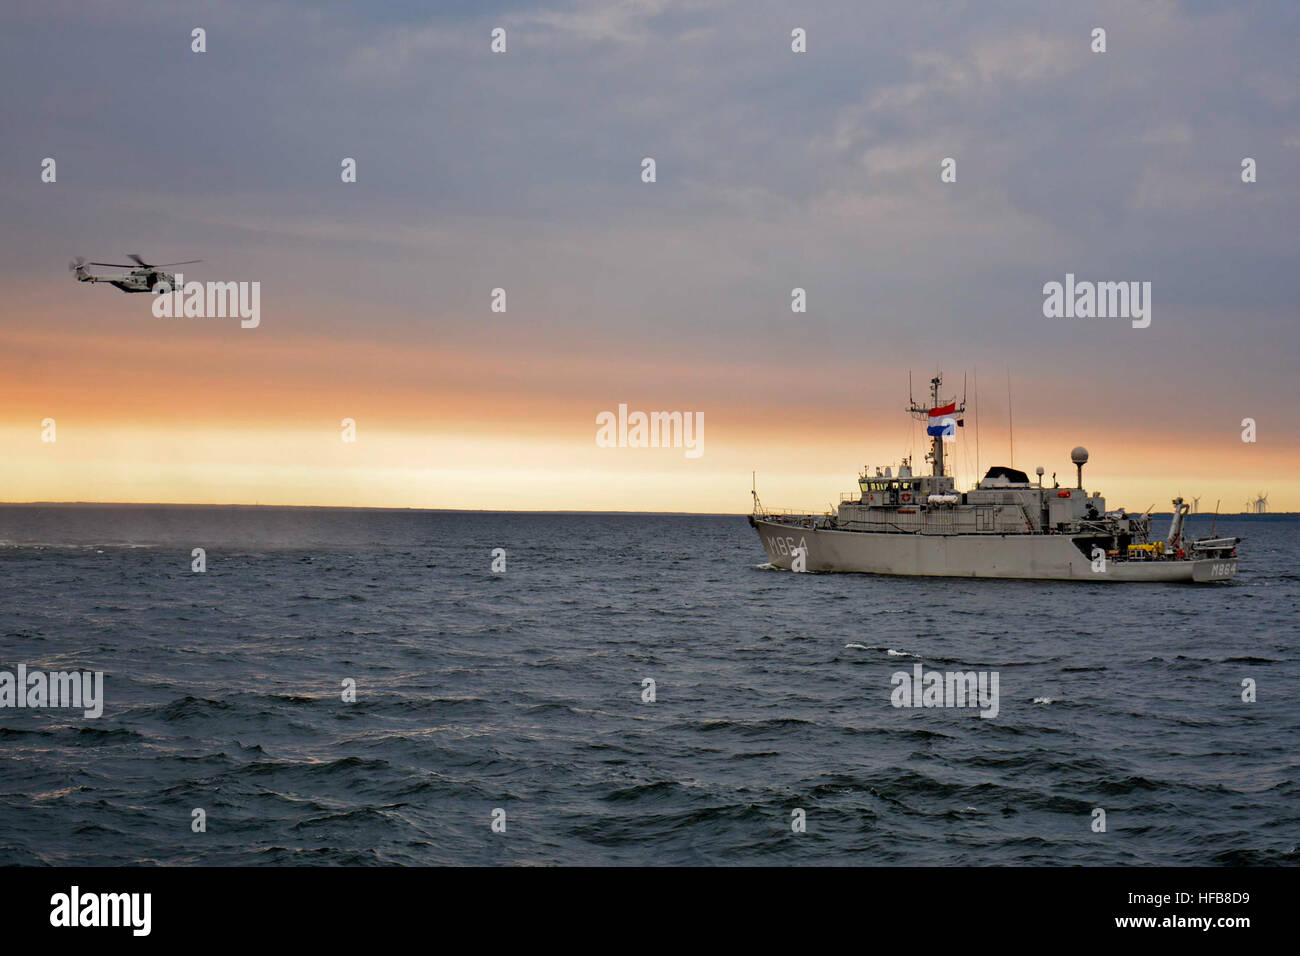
top-left (1127, 542), bottom-right (1165, 556)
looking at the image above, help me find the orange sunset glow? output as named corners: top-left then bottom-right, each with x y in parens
top-left (3, 295), bottom-right (1295, 513)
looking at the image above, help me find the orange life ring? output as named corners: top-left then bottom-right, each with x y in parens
top-left (900, 492), bottom-right (911, 503)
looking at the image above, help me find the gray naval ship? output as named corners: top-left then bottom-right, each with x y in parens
top-left (749, 373), bottom-right (1241, 583)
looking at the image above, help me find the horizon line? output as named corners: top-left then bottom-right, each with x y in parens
top-left (0, 500), bottom-right (749, 517)
top-left (1, 501), bottom-right (1294, 518)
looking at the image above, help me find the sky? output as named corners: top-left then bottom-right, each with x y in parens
top-left (1, 0), bottom-right (1297, 513)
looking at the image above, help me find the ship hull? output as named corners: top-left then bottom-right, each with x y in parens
top-left (751, 518), bottom-right (1237, 583)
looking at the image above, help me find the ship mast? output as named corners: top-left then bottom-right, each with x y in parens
top-left (907, 372), bottom-right (965, 478)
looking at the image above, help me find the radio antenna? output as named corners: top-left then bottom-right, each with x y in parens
top-left (1007, 368), bottom-right (1014, 466)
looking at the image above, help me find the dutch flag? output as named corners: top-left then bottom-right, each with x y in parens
top-left (928, 402), bottom-right (957, 437)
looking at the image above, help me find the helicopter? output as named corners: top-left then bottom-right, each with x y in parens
top-left (69, 254), bottom-right (201, 294)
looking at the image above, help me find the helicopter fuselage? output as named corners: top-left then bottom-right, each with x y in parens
top-left (73, 267), bottom-right (175, 294)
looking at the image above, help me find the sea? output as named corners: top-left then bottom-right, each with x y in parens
top-left (1, 504), bottom-right (1296, 866)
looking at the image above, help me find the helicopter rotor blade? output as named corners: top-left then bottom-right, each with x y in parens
top-left (126, 253), bottom-right (151, 267)
top-left (152, 260), bottom-right (202, 267)
top-left (68, 256), bottom-right (85, 271)
top-left (89, 261), bottom-right (135, 268)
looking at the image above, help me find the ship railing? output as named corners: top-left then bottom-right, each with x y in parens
top-left (835, 518), bottom-right (929, 534)
top-left (756, 509), bottom-right (827, 527)
top-left (1075, 519), bottom-right (1118, 535)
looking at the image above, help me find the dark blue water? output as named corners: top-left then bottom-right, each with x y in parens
top-left (1, 505), bottom-right (1297, 865)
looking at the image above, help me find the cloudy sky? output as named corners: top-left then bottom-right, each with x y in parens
top-left (2, 0), bottom-right (1297, 512)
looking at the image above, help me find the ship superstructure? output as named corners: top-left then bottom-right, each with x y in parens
top-left (748, 374), bottom-right (1240, 583)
